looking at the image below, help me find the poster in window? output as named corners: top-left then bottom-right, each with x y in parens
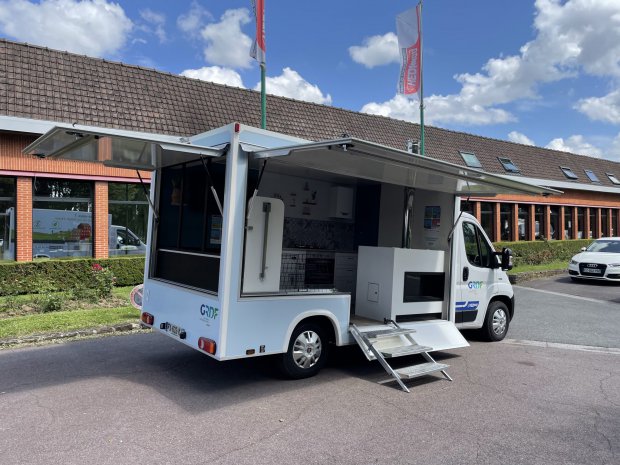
top-left (209, 215), bottom-right (222, 246)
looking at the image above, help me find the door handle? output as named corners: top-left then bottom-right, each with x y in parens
top-left (463, 267), bottom-right (469, 282)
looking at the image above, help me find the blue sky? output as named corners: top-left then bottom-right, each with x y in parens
top-left (1, 0), bottom-right (620, 161)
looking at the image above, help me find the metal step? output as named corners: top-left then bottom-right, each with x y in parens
top-left (363, 328), bottom-right (416, 339)
top-left (395, 362), bottom-right (450, 380)
top-left (381, 345), bottom-right (433, 358)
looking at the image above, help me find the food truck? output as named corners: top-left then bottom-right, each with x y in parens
top-left (25, 122), bottom-right (557, 391)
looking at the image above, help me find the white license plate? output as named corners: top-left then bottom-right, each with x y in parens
top-left (582, 268), bottom-right (602, 274)
top-left (166, 323), bottom-right (182, 336)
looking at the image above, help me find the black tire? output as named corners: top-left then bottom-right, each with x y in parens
top-left (481, 301), bottom-right (510, 342)
top-left (279, 322), bottom-right (329, 379)
top-left (570, 276), bottom-right (581, 283)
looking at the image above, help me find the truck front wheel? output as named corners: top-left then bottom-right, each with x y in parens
top-left (482, 301), bottom-right (510, 342)
top-left (279, 322), bottom-right (328, 379)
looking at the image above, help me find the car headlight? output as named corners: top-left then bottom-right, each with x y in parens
top-left (570, 259), bottom-right (579, 265)
top-left (607, 263), bottom-right (620, 268)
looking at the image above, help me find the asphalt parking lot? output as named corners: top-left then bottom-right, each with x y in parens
top-left (0, 276), bottom-right (618, 465)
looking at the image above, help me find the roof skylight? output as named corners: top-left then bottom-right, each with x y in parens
top-left (584, 169), bottom-right (600, 183)
top-left (560, 166), bottom-right (578, 180)
top-left (607, 173), bottom-right (620, 185)
top-left (460, 151), bottom-right (482, 169)
top-left (498, 157), bottom-right (520, 173)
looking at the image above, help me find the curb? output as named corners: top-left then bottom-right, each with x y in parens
top-left (508, 269), bottom-right (567, 284)
top-left (0, 322), bottom-right (145, 347)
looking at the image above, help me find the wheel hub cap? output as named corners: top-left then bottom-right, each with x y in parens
top-left (292, 330), bottom-right (322, 369)
top-left (492, 309), bottom-right (507, 335)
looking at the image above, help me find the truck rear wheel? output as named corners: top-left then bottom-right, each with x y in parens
top-left (481, 301), bottom-right (510, 342)
top-left (279, 322), bottom-right (328, 379)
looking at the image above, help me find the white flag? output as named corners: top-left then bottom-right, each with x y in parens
top-left (396, 4), bottom-right (422, 98)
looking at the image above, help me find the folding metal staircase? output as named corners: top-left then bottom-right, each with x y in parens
top-left (349, 320), bottom-right (452, 393)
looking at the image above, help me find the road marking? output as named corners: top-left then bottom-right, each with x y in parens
top-left (513, 285), bottom-right (612, 305)
top-left (502, 338), bottom-right (620, 355)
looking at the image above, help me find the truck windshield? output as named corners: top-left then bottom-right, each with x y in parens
top-left (153, 158), bottom-right (226, 292)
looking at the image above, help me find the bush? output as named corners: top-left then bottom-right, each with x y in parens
top-left (34, 285), bottom-right (65, 313)
top-left (0, 256), bottom-right (144, 297)
top-left (493, 239), bottom-right (592, 266)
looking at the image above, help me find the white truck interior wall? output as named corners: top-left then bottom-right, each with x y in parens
top-left (259, 171), bottom-right (355, 222)
top-left (378, 184), bottom-right (405, 247)
top-left (409, 189), bottom-right (456, 251)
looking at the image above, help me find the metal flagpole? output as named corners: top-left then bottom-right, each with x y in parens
top-left (419, 0), bottom-right (424, 156)
top-left (261, 61), bottom-right (266, 129)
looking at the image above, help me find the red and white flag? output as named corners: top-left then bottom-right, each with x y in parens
top-left (396, 4), bottom-right (422, 98)
top-left (250, 0), bottom-right (266, 64)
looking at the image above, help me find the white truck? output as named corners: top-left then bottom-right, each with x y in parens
top-left (25, 122), bottom-right (557, 391)
top-left (32, 208), bottom-right (146, 258)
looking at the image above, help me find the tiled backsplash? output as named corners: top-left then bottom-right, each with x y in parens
top-left (283, 218), bottom-right (355, 250)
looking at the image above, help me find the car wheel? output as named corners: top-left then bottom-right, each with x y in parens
top-left (481, 301), bottom-right (510, 342)
top-left (279, 322), bottom-right (328, 379)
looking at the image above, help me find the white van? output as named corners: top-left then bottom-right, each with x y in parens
top-left (25, 123), bottom-right (556, 391)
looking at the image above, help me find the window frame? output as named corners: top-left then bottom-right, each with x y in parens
top-left (584, 169), bottom-right (600, 183)
top-left (462, 221), bottom-right (495, 269)
top-left (497, 157), bottom-right (520, 174)
top-left (606, 173), bottom-right (620, 185)
top-left (560, 166), bottom-right (579, 180)
top-left (459, 151), bottom-right (483, 169)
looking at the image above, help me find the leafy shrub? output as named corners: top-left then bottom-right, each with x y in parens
top-left (0, 257), bottom-right (144, 297)
top-left (90, 263), bottom-right (115, 298)
top-left (34, 285), bottom-right (65, 313)
top-left (493, 239), bottom-right (591, 267)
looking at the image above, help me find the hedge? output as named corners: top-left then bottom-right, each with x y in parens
top-left (493, 239), bottom-right (592, 266)
top-left (0, 256), bottom-right (145, 296)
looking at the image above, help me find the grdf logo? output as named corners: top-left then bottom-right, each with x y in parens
top-left (468, 281), bottom-right (483, 289)
top-left (200, 304), bottom-right (219, 319)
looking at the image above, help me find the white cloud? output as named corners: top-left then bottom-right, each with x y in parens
top-left (575, 90), bottom-right (620, 124)
top-left (361, 94), bottom-right (514, 125)
top-left (361, 0), bottom-right (620, 126)
top-left (349, 32), bottom-right (399, 68)
top-left (180, 66), bottom-right (244, 88)
top-left (255, 68), bottom-right (332, 105)
top-left (177, 1), bottom-right (211, 36)
top-left (0, 0), bottom-right (132, 57)
top-left (139, 9), bottom-right (166, 43)
top-left (508, 131), bottom-right (535, 146)
top-left (545, 135), bottom-right (603, 158)
top-left (200, 8), bottom-right (253, 69)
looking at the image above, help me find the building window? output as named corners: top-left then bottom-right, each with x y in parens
top-left (32, 179), bottom-right (93, 259)
top-left (109, 182), bottom-right (150, 256)
top-left (550, 206), bottom-right (560, 240)
top-left (589, 208), bottom-right (597, 239)
top-left (607, 173), bottom-right (620, 185)
top-left (498, 157), bottom-right (520, 174)
top-left (480, 202), bottom-right (494, 241)
top-left (0, 177), bottom-right (16, 262)
top-left (460, 151), bottom-right (482, 169)
top-left (535, 205), bottom-right (545, 240)
top-left (584, 170), bottom-right (600, 183)
top-left (560, 166), bottom-right (579, 180)
top-left (564, 207), bottom-right (573, 240)
top-left (601, 209), bottom-right (609, 237)
top-left (577, 207), bottom-right (585, 239)
top-left (518, 205), bottom-right (530, 240)
top-left (500, 204), bottom-right (513, 241)
top-left (460, 199), bottom-right (474, 214)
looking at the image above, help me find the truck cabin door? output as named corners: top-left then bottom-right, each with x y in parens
top-left (456, 221), bottom-right (497, 324)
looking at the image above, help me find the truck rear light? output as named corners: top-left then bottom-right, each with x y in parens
top-left (141, 312), bottom-right (154, 326)
top-left (198, 337), bottom-right (217, 355)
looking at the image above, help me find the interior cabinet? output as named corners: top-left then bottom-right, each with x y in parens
top-left (329, 186), bottom-right (354, 219)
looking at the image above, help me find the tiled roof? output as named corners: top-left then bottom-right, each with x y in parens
top-left (2, 38), bottom-right (620, 188)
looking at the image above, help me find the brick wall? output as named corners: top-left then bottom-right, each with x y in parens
top-left (15, 177), bottom-right (32, 261)
top-left (93, 182), bottom-right (109, 259)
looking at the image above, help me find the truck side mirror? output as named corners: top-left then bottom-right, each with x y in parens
top-left (501, 247), bottom-right (513, 271)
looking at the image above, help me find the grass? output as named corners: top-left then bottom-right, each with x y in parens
top-left (508, 260), bottom-right (567, 274)
top-left (0, 306), bottom-right (139, 339)
top-left (0, 285), bottom-right (140, 340)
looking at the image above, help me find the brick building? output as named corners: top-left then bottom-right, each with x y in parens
top-left (1, 39), bottom-right (619, 262)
